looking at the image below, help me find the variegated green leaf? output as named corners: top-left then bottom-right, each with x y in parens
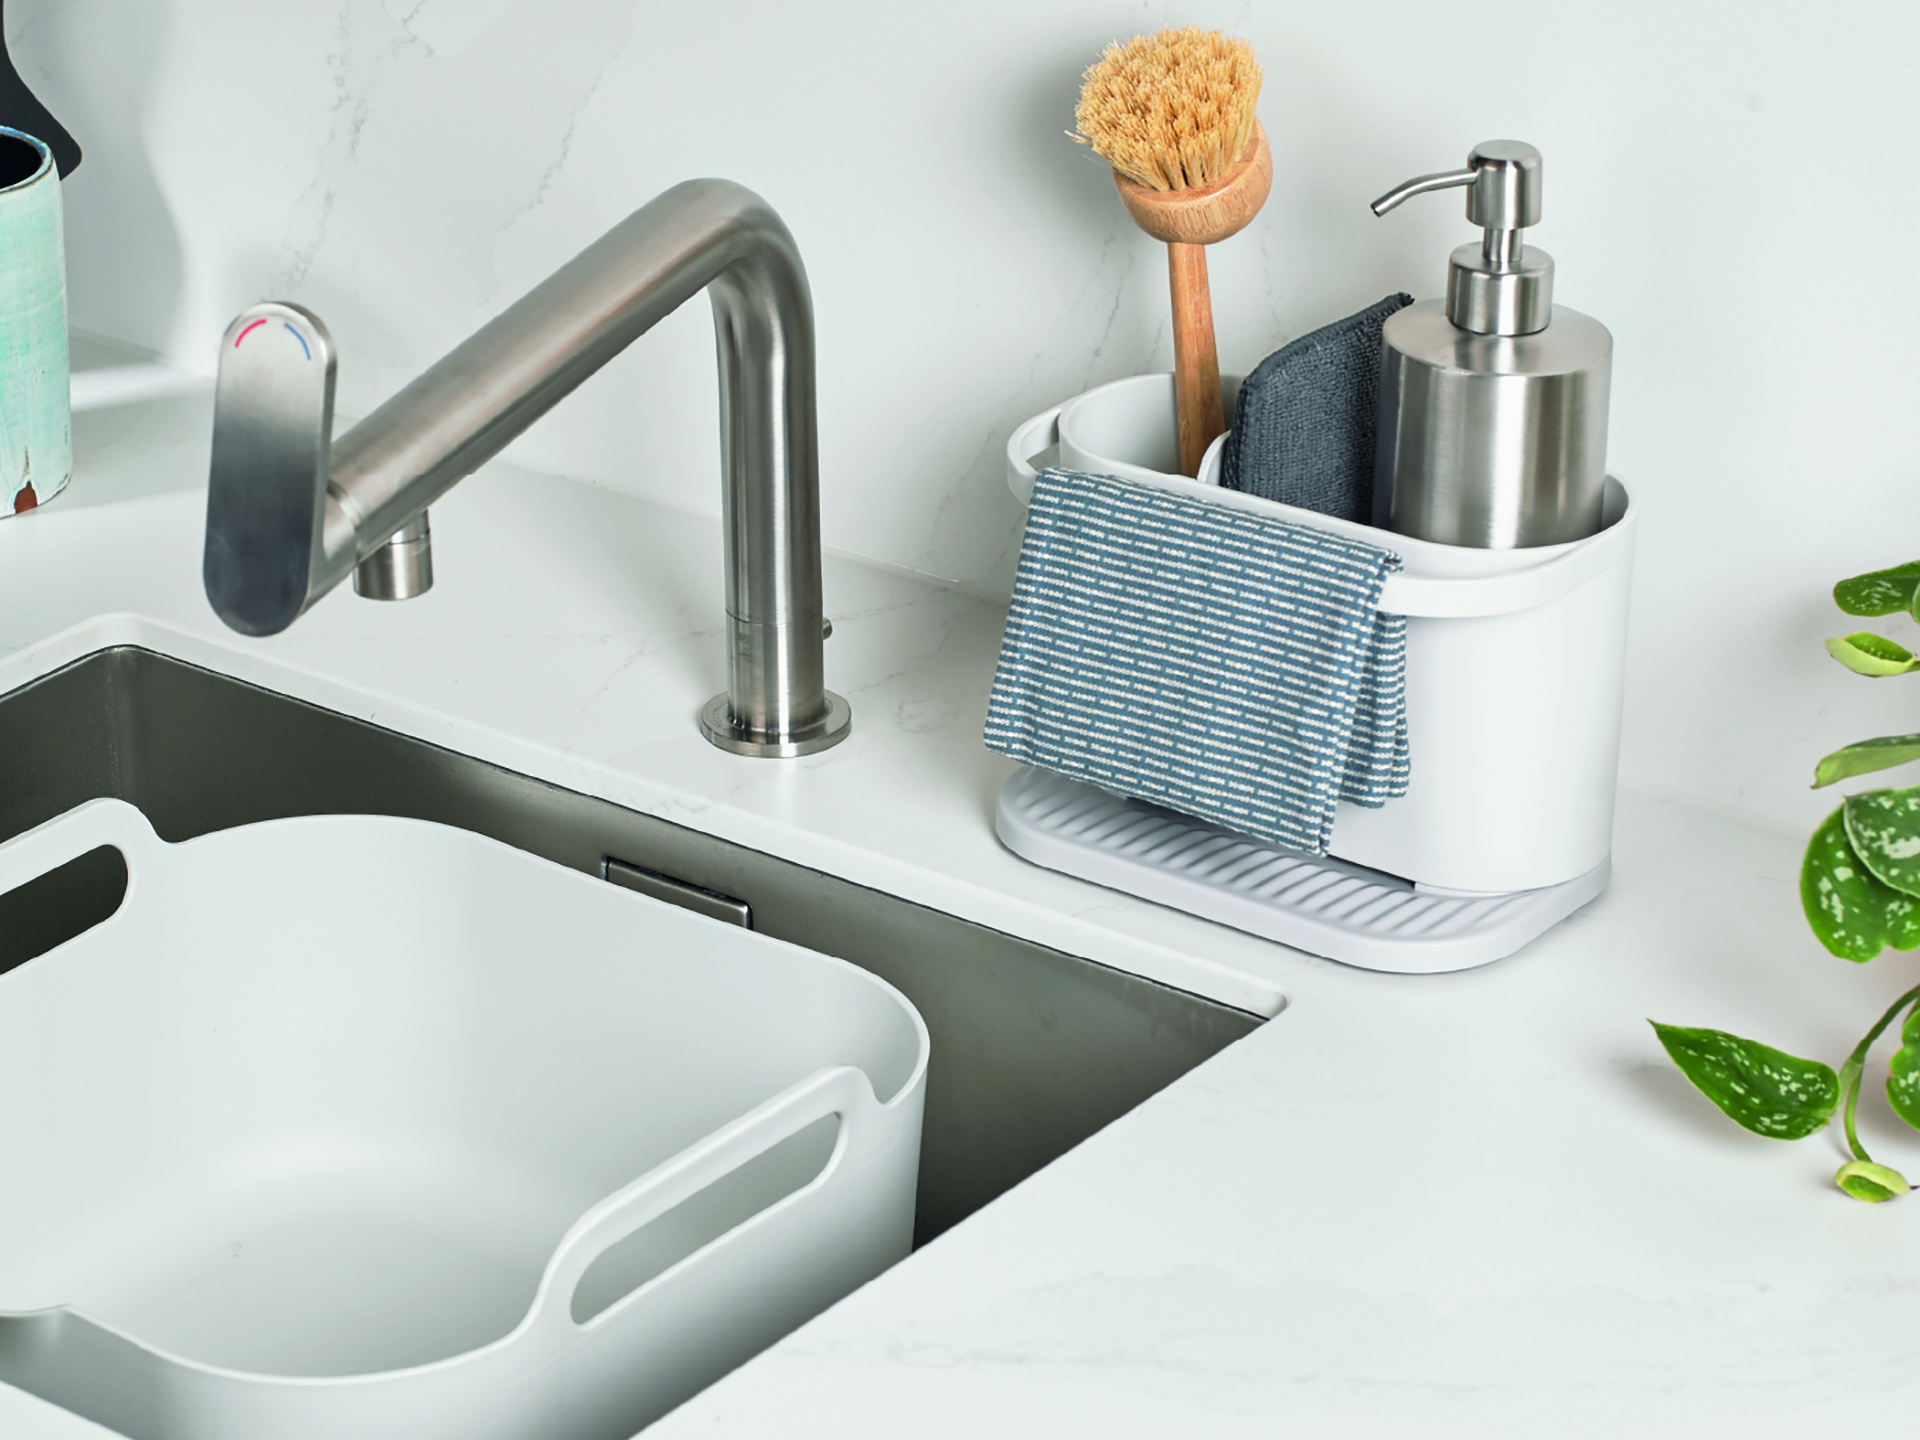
top-left (1826, 632), bottom-right (1920, 677)
top-left (1835, 1159), bottom-right (1910, 1202)
top-left (1650, 1022), bottom-right (1839, 1139)
top-left (1888, 1006), bottom-right (1920, 1132)
top-left (1844, 787), bottom-right (1920, 898)
top-left (1813, 734), bottom-right (1920, 788)
top-left (1802, 805), bottom-right (1920, 960)
top-left (1834, 562), bottom-right (1920, 618)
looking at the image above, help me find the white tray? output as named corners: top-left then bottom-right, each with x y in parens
top-left (0, 799), bottom-right (928, 1440)
top-left (998, 767), bottom-right (1607, 974)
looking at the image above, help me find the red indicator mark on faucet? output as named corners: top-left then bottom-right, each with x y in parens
top-left (233, 317), bottom-right (312, 359)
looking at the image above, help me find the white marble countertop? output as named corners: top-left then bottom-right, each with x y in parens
top-left (5, 387), bottom-right (1919, 1437)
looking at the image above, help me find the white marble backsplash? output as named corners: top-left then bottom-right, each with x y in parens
top-left (8, 0), bottom-right (1920, 837)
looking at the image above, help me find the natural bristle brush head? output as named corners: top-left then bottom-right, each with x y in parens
top-left (1071, 26), bottom-right (1271, 477)
top-left (1073, 27), bottom-right (1262, 193)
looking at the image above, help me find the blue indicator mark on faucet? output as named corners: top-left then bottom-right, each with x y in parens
top-left (232, 316), bottom-right (312, 359)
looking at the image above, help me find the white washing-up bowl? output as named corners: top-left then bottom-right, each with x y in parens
top-left (0, 798), bottom-right (928, 1440)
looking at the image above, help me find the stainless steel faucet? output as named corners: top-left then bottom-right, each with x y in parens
top-left (202, 179), bottom-right (850, 758)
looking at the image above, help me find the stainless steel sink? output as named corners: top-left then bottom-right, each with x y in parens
top-left (0, 647), bottom-right (1262, 1247)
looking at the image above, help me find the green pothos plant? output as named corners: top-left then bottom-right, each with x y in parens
top-left (1654, 560), bottom-right (1920, 1202)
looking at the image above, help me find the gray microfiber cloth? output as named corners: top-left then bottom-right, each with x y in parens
top-left (1221, 293), bottom-right (1415, 523)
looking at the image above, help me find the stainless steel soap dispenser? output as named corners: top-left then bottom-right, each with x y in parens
top-left (1369, 141), bottom-right (1612, 548)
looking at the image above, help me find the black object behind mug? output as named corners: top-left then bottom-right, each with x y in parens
top-left (0, 0), bottom-right (77, 177)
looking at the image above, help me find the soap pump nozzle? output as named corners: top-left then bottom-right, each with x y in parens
top-left (1371, 140), bottom-right (1551, 337)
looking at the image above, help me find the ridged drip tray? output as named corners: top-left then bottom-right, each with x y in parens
top-left (995, 767), bottom-right (1607, 975)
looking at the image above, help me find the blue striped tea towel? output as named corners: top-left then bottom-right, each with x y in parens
top-left (984, 468), bottom-right (1409, 857)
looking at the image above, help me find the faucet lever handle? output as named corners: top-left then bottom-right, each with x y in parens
top-left (204, 302), bottom-right (338, 636)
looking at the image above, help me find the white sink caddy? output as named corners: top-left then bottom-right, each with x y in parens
top-left (1001, 374), bottom-right (1637, 973)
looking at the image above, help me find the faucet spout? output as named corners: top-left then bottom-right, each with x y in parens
top-left (204, 179), bottom-right (849, 757)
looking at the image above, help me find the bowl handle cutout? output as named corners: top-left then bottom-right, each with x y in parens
top-left (0, 798), bottom-right (158, 908)
top-left (534, 1064), bottom-right (876, 1333)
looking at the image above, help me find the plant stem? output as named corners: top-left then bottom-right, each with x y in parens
top-left (1839, 981), bottom-right (1920, 1162)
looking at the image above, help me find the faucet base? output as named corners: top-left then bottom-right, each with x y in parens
top-left (700, 691), bottom-right (851, 758)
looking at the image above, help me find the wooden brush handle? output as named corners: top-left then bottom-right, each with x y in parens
top-left (1167, 242), bottom-right (1223, 478)
top-left (1114, 123), bottom-right (1270, 479)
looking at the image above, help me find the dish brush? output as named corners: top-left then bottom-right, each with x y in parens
top-left (1073, 27), bottom-right (1270, 477)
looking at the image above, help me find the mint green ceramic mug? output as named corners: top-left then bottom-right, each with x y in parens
top-left (0, 126), bottom-right (67, 516)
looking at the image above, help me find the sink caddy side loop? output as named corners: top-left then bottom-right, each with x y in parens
top-left (1004, 403), bottom-right (1065, 503)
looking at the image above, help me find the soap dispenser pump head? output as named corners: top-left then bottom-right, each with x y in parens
top-left (1371, 140), bottom-right (1553, 337)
